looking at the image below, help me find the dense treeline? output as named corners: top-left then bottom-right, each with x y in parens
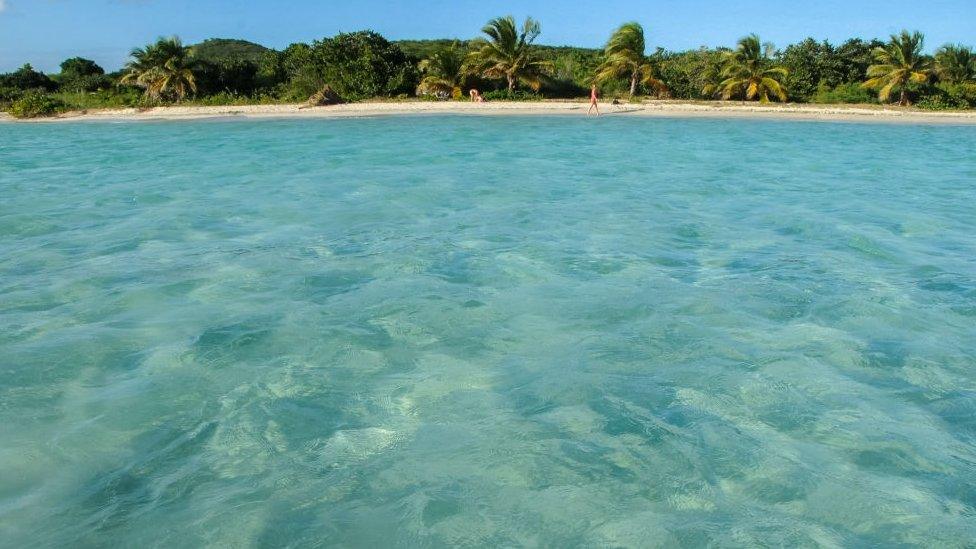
top-left (2, 16), bottom-right (974, 118)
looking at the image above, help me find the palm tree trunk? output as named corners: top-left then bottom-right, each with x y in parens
top-left (629, 74), bottom-right (638, 98)
top-left (899, 88), bottom-right (909, 106)
top-left (507, 75), bottom-right (516, 92)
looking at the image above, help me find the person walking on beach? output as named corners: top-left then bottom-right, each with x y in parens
top-left (588, 85), bottom-right (601, 116)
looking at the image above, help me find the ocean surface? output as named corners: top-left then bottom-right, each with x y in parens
top-left (1, 115), bottom-right (975, 547)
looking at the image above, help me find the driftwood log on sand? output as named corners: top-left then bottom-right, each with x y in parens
top-left (299, 85), bottom-right (344, 109)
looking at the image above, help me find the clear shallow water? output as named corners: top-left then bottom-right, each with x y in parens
top-left (1, 115), bottom-right (975, 547)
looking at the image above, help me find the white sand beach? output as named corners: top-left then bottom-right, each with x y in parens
top-left (4, 100), bottom-right (976, 124)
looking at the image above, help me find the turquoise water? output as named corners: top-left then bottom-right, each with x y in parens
top-left (1, 115), bottom-right (975, 547)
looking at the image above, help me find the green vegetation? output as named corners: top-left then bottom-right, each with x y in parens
top-left (8, 90), bottom-right (65, 118)
top-left (2, 18), bottom-right (975, 118)
top-left (120, 37), bottom-right (199, 102)
top-left (935, 45), bottom-right (976, 83)
top-left (595, 22), bottom-right (667, 98)
top-left (863, 31), bottom-right (933, 106)
top-left (708, 35), bottom-right (788, 102)
top-left (466, 16), bottom-right (552, 92)
top-left (417, 41), bottom-right (467, 98)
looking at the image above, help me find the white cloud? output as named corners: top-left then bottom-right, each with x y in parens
top-left (0, 1), bottom-right (7, 13)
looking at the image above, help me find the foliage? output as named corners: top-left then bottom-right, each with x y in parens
top-left (810, 82), bottom-right (877, 104)
top-left (189, 39), bottom-right (270, 64)
top-left (834, 39), bottom-right (885, 83)
top-left (539, 47), bottom-right (603, 97)
top-left (709, 35), bottom-right (789, 102)
top-left (59, 57), bottom-right (104, 78)
top-left (56, 57), bottom-right (109, 92)
top-left (8, 91), bottom-right (65, 118)
top-left (467, 16), bottom-right (552, 92)
top-left (481, 89), bottom-right (544, 101)
top-left (934, 44), bottom-right (976, 84)
top-left (396, 39), bottom-right (471, 62)
top-left (863, 30), bottom-right (933, 105)
top-left (308, 31), bottom-right (417, 101)
top-left (53, 88), bottom-right (143, 110)
top-left (0, 87), bottom-right (23, 111)
top-left (781, 39), bottom-right (839, 102)
top-left (0, 64), bottom-right (57, 91)
top-left (121, 36), bottom-right (199, 102)
top-left (185, 91), bottom-right (281, 106)
top-left (189, 39), bottom-right (272, 96)
top-left (916, 82), bottom-right (976, 110)
top-left (595, 22), bottom-right (667, 98)
top-left (654, 48), bottom-right (725, 99)
top-left (2, 25), bottom-right (973, 109)
top-left (417, 41), bottom-right (467, 97)
top-left (194, 58), bottom-right (261, 95)
top-left (267, 43), bottom-right (320, 99)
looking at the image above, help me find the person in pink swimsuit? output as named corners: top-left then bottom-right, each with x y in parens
top-left (588, 85), bottom-right (600, 116)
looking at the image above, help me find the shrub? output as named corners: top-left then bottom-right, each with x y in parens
top-left (54, 87), bottom-right (143, 110)
top-left (811, 82), bottom-right (877, 104)
top-left (9, 91), bottom-right (65, 118)
top-left (915, 84), bottom-right (972, 110)
top-left (481, 89), bottom-right (544, 101)
top-left (57, 57), bottom-right (108, 92)
top-left (188, 91), bottom-right (281, 106)
top-left (311, 31), bottom-right (418, 100)
top-left (655, 48), bottom-right (727, 100)
top-left (0, 86), bottom-right (24, 109)
top-left (0, 64), bottom-right (58, 91)
top-left (59, 74), bottom-right (112, 93)
top-left (940, 83), bottom-right (976, 108)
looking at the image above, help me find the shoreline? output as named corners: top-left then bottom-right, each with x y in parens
top-left (4, 100), bottom-right (976, 125)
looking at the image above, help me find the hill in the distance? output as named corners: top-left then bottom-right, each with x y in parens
top-left (189, 39), bottom-right (271, 64)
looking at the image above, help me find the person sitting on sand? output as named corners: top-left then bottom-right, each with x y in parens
top-left (469, 89), bottom-right (485, 103)
top-left (588, 85), bottom-right (600, 116)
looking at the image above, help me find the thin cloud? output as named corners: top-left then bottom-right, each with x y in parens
top-left (0, 1), bottom-right (7, 13)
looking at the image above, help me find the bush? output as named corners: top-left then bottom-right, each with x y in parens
top-left (187, 91), bottom-right (281, 106)
top-left (0, 86), bottom-right (24, 109)
top-left (481, 89), bottom-right (544, 101)
top-left (57, 57), bottom-right (107, 92)
top-left (194, 59), bottom-right (261, 96)
top-left (655, 48), bottom-right (727, 100)
top-left (915, 84), bottom-right (973, 110)
top-left (940, 83), bottom-right (976, 108)
top-left (8, 91), bottom-right (65, 118)
top-left (311, 31), bottom-right (418, 100)
top-left (0, 64), bottom-right (58, 92)
top-left (811, 82), bottom-right (877, 104)
top-left (54, 87), bottom-right (143, 110)
top-left (59, 73), bottom-right (112, 93)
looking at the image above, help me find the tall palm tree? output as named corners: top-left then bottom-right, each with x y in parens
top-left (935, 44), bottom-right (976, 84)
top-left (120, 37), bottom-right (198, 102)
top-left (417, 41), bottom-right (467, 98)
top-left (594, 22), bottom-right (667, 98)
top-left (709, 34), bottom-right (788, 102)
top-left (862, 31), bottom-right (933, 106)
top-left (466, 16), bottom-right (552, 92)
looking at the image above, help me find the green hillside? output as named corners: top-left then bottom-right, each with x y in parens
top-left (189, 38), bottom-right (271, 63)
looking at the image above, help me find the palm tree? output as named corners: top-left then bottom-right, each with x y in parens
top-left (417, 41), bottom-right (467, 98)
top-left (709, 35), bottom-right (788, 102)
top-left (862, 31), bottom-right (933, 106)
top-left (935, 44), bottom-right (976, 84)
top-left (594, 22), bottom-right (667, 98)
top-left (466, 16), bottom-right (552, 92)
top-left (120, 37), bottom-right (198, 102)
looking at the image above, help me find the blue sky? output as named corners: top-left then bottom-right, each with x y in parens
top-left (1, 0), bottom-right (973, 72)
